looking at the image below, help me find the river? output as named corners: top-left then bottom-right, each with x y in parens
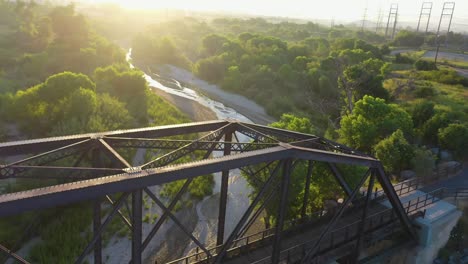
top-left (126, 49), bottom-right (261, 262)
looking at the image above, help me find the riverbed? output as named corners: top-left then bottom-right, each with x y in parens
top-left (126, 49), bottom-right (269, 263)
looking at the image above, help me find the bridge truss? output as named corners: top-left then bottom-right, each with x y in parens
top-left (0, 120), bottom-right (417, 263)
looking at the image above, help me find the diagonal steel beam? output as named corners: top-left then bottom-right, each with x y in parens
top-left (353, 169), bottom-right (375, 262)
top-left (301, 169), bottom-right (371, 263)
top-left (75, 192), bottom-right (130, 264)
top-left (141, 123), bottom-right (231, 170)
top-left (375, 165), bottom-right (417, 240)
top-left (0, 139), bottom-right (92, 179)
top-left (234, 123), bottom-right (280, 144)
top-left (0, 147), bottom-right (292, 217)
top-left (328, 163), bottom-right (353, 197)
top-left (104, 137), bottom-right (276, 152)
top-left (214, 162), bottom-right (283, 264)
top-left (144, 188), bottom-right (212, 258)
top-left (98, 139), bottom-right (132, 168)
top-left (140, 132), bottom-right (225, 251)
top-left (0, 244), bottom-right (29, 264)
top-left (105, 195), bottom-right (132, 229)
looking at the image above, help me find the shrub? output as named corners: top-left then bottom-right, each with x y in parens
top-left (414, 59), bottom-right (437, 71)
top-left (395, 53), bottom-right (414, 64)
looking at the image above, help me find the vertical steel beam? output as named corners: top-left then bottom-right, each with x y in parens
top-left (132, 190), bottom-right (143, 264)
top-left (352, 169), bottom-right (375, 262)
top-left (214, 162), bottom-right (283, 264)
top-left (93, 199), bottom-right (102, 264)
top-left (301, 161), bottom-right (314, 220)
top-left (91, 148), bottom-right (102, 264)
top-left (301, 169), bottom-right (371, 264)
top-left (272, 159), bottom-right (292, 264)
top-left (217, 131), bottom-right (232, 246)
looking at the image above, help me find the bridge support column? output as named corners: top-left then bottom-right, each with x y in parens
top-left (93, 199), bottom-right (102, 264)
top-left (132, 189), bottom-right (143, 264)
top-left (217, 131), bottom-right (232, 246)
top-left (92, 148), bottom-right (102, 264)
top-left (353, 169), bottom-right (375, 262)
top-left (301, 161), bottom-right (314, 220)
top-left (272, 159), bottom-right (292, 264)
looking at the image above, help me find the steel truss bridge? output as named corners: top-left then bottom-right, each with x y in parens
top-left (0, 120), bottom-right (431, 263)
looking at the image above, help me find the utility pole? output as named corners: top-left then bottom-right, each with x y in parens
top-left (331, 17), bottom-right (335, 29)
top-left (361, 8), bottom-right (367, 32)
top-left (435, 2), bottom-right (456, 63)
top-left (385, 3), bottom-right (398, 39)
top-left (417, 2), bottom-right (433, 33)
top-left (376, 8), bottom-right (383, 34)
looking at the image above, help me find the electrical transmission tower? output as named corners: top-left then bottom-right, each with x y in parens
top-left (385, 3), bottom-right (398, 39)
top-left (376, 9), bottom-right (383, 33)
top-left (361, 8), bottom-right (367, 31)
top-left (417, 2), bottom-right (433, 33)
top-left (435, 2), bottom-right (455, 63)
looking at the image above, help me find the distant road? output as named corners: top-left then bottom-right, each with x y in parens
top-left (390, 49), bottom-right (468, 62)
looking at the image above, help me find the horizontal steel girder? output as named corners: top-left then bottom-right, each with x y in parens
top-left (0, 120), bottom-right (229, 156)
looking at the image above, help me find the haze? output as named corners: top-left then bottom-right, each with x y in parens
top-left (91, 0), bottom-right (468, 28)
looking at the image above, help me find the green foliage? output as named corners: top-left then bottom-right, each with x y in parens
top-left (339, 96), bottom-right (413, 152)
top-left (94, 65), bottom-right (148, 123)
top-left (374, 130), bottom-right (414, 173)
top-left (270, 114), bottom-right (316, 134)
top-left (438, 123), bottom-right (468, 157)
top-left (393, 30), bottom-right (425, 47)
top-left (411, 101), bottom-right (435, 128)
top-left (28, 204), bottom-right (92, 264)
top-left (411, 147), bottom-right (436, 177)
top-left (340, 58), bottom-right (389, 112)
top-left (132, 34), bottom-right (191, 69)
top-left (414, 59), bottom-right (437, 71)
top-left (394, 53), bottom-right (414, 64)
top-left (413, 69), bottom-right (468, 86)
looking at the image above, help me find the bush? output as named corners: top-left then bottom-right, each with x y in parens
top-left (438, 123), bottom-right (468, 157)
top-left (395, 53), bottom-right (414, 64)
top-left (411, 147), bottom-right (435, 176)
top-left (414, 60), bottom-right (437, 71)
top-left (414, 84), bottom-right (436, 98)
top-left (412, 101), bottom-right (435, 128)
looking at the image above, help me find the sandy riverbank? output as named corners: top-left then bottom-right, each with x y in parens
top-left (152, 89), bottom-right (218, 122)
top-left (158, 65), bottom-right (276, 125)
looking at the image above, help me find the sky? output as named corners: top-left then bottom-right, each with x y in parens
top-left (90, 0), bottom-right (468, 30)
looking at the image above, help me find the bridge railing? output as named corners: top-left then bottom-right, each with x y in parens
top-left (165, 164), bottom-right (462, 264)
top-left (250, 188), bottom-right (452, 264)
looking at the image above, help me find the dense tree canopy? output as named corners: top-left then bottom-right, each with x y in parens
top-left (339, 95), bottom-right (413, 152)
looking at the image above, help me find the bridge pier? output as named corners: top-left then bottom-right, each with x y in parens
top-left (272, 159), bottom-right (292, 264)
top-left (93, 199), bottom-right (102, 264)
top-left (132, 189), bottom-right (143, 264)
top-left (217, 131), bottom-right (232, 246)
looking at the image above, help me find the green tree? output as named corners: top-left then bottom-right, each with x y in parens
top-left (411, 147), bottom-right (436, 177)
top-left (374, 130), bottom-right (414, 173)
top-left (393, 30), bottom-right (425, 47)
top-left (270, 114), bottom-right (316, 134)
top-left (339, 58), bottom-right (389, 112)
top-left (412, 101), bottom-right (435, 128)
top-left (438, 123), bottom-right (468, 157)
top-left (339, 95), bottom-right (413, 152)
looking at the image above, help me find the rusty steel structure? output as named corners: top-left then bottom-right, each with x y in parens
top-left (0, 120), bottom-right (418, 263)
